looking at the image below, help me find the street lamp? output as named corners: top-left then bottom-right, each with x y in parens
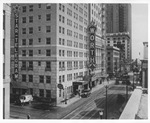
top-left (65, 86), bottom-right (67, 104)
top-left (99, 109), bottom-right (104, 119)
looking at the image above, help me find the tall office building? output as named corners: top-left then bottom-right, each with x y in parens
top-left (106, 4), bottom-right (132, 63)
top-left (10, 3), bottom-right (107, 105)
top-left (3, 3), bottom-right (11, 119)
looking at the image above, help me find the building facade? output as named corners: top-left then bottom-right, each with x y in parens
top-left (141, 42), bottom-right (148, 88)
top-left (10, 3), bottom-right (107, 105)
top-left (106, 32), bottom-right (131, 63)
top-left (106, 4), bottom-right (132, 64)
top-left (107, 46), bottom-right (120, 77)
top-left (88, 4), bottom-right (107, 84)
top-left (3, 3), bottom-right (11, 119)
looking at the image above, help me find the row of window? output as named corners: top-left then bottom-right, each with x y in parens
top-left (22, 37), bottom-right (51, 45)
top-left (67, 7), bottom-right (88, 19)
top-left (22, 4), bottom-right (51, 13)
top-left (59, 50), bottom-right (88, 58)
top-left (21, 61), bottom-right (51, 70)
top-left (21, 49), bottom-right (51, 56)
top-left (22, 26), bottom-right (51, 34)
top-left (107, 40), bottom-right (125, 43)
top-left (22, 14), bottom-right (51, 23)
top-left (21, 74), bottom-right (51, 83)
top-left (59, 61), bottom-right (87, 70)
top-left (59, 71), bottom-right (87, 83)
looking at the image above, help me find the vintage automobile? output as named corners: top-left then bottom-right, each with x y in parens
top-left (80, 89), bottom-right (91, 98)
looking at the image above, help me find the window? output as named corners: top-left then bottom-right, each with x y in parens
top-left (29, 5), bottom-right (33, 12)
top-left (46, 37), bottom-right (51, 44)
top-left (38, 61), bottom-right (41, 66)
top-left (59, 50), bottom-right (61, 56)
top-left (62, 50), bottom-right (65, 56)
top-left (38, 26), bottom-right (41, 31)
top-left (29, 50), bottom-right (33, 56)
top-left (38, 15), bottom-right (41, 20)
top-left (39, 75), bottom-right (44, 83)
top-left (39, 89), bottom-right (44, 97)
top-left (22, 74), bottom-right (26, 82)
top-left (28, 61), bottom-right (33, 69)
top-left (22, 50), bottom-right (26, 56)
top-left (46, 26), bottom-right (51, 32)
top-left (29, 39), bottom-right (33, 45)
top-left (22, 39), bottom-right (26, 45)
top-left (46, 76), bottom-right (51, 83)
top-left (46, 49), bottom-right (51, 56)
top-left (46, 14), bottom-right (51, 21)
top-left (62, 75), bottom-right (65, 82)
top-left (46, 90), bottom-right (51, 98)
top-left (22, 17), bottom-right (26, 23)
top-left (22, 61), bottom-right (26, 68)
top-left (22, 6), bottom-right (26, 12)
top-left (22, 28), bottom-right (26, 34)
top-left (38, 38), bottom-right (41, 43)
top-left (62, 16), bottom-right (65, 23)
top-left (38, 4), bottom-right (41, 8)
top-left (59, 76), bottom-right (61, 83)
top-left (29, 16), bottom-right (33, 23)
top-left (46, 5), bottom-right (51, 9)
top-left (62, 28), bottom-right (65, 34)
top-left (29, 27), bottom-right (33, 34)
top-left (46, 61), bottom-right (51, 69)
top-left (29, 75), bottom-right (33, 82)
top-left (38, 50), bottom-right (41, 54)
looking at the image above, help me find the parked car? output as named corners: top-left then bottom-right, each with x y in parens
top-left (80, 89), bottom-right (91, 98)
top-left (19, 94), bottom-right (33, 104)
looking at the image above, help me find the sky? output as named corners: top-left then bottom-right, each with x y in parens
top-left (131, 4), bottom-right (148, 60)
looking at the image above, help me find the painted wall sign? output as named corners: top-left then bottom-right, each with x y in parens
top-left (13, 5), bottom-right (20, 81)
top-left (88, 21), bottom-right (97, 71)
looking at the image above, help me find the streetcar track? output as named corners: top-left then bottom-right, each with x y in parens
top-left (68, 86), bottom-right (120, 119)
top-left (63, 85), bottom-right (126, 119)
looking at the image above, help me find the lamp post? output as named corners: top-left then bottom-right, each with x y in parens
top-left (99, 109), bottom-right (104, 119)
top-left (65, 86), bottom-right (67, 104)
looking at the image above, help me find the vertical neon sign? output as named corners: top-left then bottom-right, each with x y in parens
top-left (13, 5), bottom-right (20, 81)
top-left (88, 21), bottom-right (97, 71)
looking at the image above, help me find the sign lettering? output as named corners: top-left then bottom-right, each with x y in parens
top-left (14, 7), bottom-right (19, 81)
top-left (88, 21), bottom-right (97, 71)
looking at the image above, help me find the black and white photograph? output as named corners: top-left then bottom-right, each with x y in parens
top-left (2, 0), bottom-right (149, 121)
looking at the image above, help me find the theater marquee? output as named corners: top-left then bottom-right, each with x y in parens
top-left (13, 5), bottom-right (20, 81)
top-left (88, 21), bottom-right (97, 71)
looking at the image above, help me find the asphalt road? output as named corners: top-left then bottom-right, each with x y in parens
top-left (62, 85), bottom-right (127, 119)
top-left (10, 84), bottom-right (129, 119)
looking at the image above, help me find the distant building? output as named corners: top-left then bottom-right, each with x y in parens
top-left (141, 42), bottom-right (148, 88)
top-left (106, 4), bottom-right (132, 64)
top-left (107, 46), bottom-right (120, 77)
top-left (3, 3), bottom-right (11, 119)
top-left (106, 32), bottom-right (131, 63)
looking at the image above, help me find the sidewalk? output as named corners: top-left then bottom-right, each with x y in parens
top-left (57, 79), bottom-right (115, 108)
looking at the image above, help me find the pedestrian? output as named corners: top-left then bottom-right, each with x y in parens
top-left (27, 114), bottom-right (31, 119)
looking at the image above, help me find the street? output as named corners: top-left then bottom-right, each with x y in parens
top-left (10, 84), bottom-right (130, 119)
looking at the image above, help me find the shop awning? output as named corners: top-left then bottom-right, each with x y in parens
top-left (73, 80), bottom-right (89, 85)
